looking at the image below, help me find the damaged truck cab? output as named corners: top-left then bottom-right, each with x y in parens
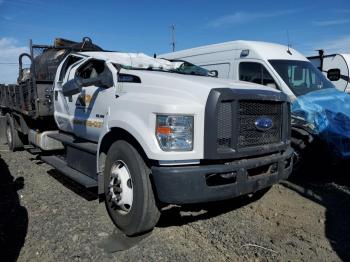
top-left (0, 38), bottom-right (293, 236)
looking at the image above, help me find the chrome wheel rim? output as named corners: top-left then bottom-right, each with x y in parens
top-left (108, 160), bottom-right (133, 215)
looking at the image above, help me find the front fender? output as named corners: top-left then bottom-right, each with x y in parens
top-left (96, 111), bottom-right (157, 171)
top-left (96, 109), bottom-right (204, 175)
top-left (106, 115), bottom-right (158, 155)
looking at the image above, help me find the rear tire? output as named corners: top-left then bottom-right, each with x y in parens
top-left (104, 140), bottom-right (160, 236)
top-left (6, 114), bottom-right (23, 152)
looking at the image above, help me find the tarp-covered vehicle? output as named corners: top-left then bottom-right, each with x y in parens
top-left (291, 88), bottom-right (350, 162)
top-left (269, 59), bottom-right (350, 166)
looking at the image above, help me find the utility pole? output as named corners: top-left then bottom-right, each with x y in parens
top-left (170, 24), bottom-right (176, 52)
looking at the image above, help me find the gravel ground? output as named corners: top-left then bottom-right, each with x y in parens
top-left (0, 144), bottom-right (349, 262)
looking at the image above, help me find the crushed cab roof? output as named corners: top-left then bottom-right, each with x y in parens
top-left (77, 51), bottom-right (175, 70)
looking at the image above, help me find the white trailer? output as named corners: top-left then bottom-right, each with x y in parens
top-left (308, 50), bottom-right (350, 93)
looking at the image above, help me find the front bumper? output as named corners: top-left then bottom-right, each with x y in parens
top-left (151, 147), bottom-right (293, 204)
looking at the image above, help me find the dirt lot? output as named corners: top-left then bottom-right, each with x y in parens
top-left (0, 144), bottom-right (349, 262)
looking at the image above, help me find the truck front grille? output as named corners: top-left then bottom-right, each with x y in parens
top-left (238, 101), bottom-right (282, 148)
top-left (216, 100), bottom-right (283, 150)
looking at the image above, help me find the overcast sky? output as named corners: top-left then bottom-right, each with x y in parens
top-left (1, 0), bottom-right (349, 83)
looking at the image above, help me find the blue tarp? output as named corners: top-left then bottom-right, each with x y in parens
top-left (292, 88), bottom-right (350, 159)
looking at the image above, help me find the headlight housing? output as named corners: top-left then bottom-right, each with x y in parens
top-left (156, 115), bottom-right (193, 151)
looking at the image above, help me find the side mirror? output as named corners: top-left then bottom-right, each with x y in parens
top-left (208, 70), bottom-right (218, 77)
top-left (327, 68), bottom-right (341, 81)
top-left (62, 78), bottom-right (82, 96)
top-left (62, 67), bottom-right (114, 97)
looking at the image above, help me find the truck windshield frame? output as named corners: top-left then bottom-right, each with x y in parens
top-left (269, 59), bottom-right (335, 96)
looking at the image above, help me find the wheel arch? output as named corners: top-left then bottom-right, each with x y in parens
top-left (97, 127), bottom-right (156, 196)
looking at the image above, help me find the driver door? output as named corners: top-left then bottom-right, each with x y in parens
top-left (65, 59), bottom-right (115, 142)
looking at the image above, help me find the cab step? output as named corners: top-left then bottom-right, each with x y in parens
top-left (41, 155), bottom-right (98, 188)
top-left (47, 132), bottom-right (98, 180)
top-left (48, 132), bottom-right (97, 154)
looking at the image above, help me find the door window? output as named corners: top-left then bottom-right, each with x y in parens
top-left (76, 59), bottom-right (108, 80)
top-left (59, 55), bottom-right (83, 81)
top-left (239, 62), bottom-right (277, 88)
top-left (73, 59), bottom-right (112, 109)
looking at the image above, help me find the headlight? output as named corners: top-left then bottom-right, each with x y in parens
top-left (156, 115), bottom-right (193, 151)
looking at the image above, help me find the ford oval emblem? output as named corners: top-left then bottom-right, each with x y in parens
top-left (255, 117), bottom-right (273, 131)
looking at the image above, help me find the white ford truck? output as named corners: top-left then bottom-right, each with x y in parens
top-left (0, 38), bottom-right (293, 236)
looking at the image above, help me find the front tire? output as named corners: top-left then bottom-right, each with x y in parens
top-left (104, 140), bottom-right (160, 236)
top-left (6, 114), bottom-right (23, 152)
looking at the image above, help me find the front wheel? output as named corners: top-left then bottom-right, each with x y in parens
top-left (104, 140), bottom-right (160, 236)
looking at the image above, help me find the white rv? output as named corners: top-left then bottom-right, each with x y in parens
top-left (160, 40), bottom-right (336, 100)
top-left (308, 50), bottom-right (350, 93)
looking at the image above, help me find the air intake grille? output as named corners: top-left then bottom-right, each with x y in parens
top-left (238, 101), bottom-right (282, 148)
top-left (217, 102), bottom-right (232, 149)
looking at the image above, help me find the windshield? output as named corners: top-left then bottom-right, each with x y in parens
top-left (269, 59), bottom-right (335, 96)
